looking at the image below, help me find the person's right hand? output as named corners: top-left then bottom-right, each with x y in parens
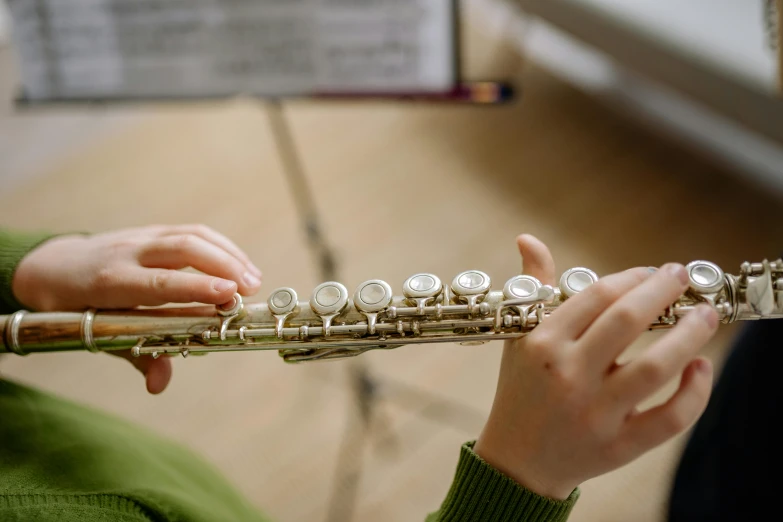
top-left (474, 234), bottom-right (719, 500)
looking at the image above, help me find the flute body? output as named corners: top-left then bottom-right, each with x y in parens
top-left (2, 260), bottom-right (782, 363)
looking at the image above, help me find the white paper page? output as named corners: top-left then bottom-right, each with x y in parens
top-left (5, 0), bottom-right (458, 101)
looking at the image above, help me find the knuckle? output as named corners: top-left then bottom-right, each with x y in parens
top-left (613, 304), bottom-right (641, 325)
top-left (549, 365), bottom-right (574, 390)
top-left (631, 267), bottom-right (652, 283)
top-left (189, 224), bottom-right (211, 236)
top-left (92, 266), bottom-right (118, 290)
top-left (149, 272), bottom-right (171, 292)
top-left (579, 408), bottom-right (609, 439)
top-left (145, 224), bottom-right (166, 234)
top-left (547, 361), bottom-right (582, 396)
top-left (525, 330), bottom-right (558, 354)
top-left (171, 234), bottom-right (197, 251)
top-left (107, 239), bottom-right (138, 255)
top-left (588, 280), bottom-right (620, 303)
top-left (636, 359), bottom-right (667, 388)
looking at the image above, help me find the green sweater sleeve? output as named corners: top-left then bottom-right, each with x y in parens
top-left (0, 229), bottom-right (579, 522)
top-left (426, 442), bottom-right (579, 522)
top-left (0, 229), bottom-right (60, 314)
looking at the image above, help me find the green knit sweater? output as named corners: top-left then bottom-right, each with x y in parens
top-left (0, 229), bottom-right (579, 521)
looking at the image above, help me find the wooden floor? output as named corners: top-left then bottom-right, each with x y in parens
top-left (2, 16), bottom-right (782, 522)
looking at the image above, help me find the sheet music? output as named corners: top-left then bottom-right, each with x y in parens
top-left (5, 0), bottom-right (457, 101)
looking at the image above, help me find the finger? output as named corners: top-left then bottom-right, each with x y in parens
top-left (537, 267), bottom-right (652, 341)
top-left (579, 263), bottom-right (690, 369)
top-left (113, 267), bottom-right (239, 306)
top-left (138, 235), bottom-right (261, 295)
top-left (517, 234), bottom-right (556, 286)
top-left (615, 357), bottom-right (713, 459)
top-left (110, 351), bottom-right (173, 394)
top-left (604, 303), bottom-right (719, 409)
top-left (160, 225), bottom-right (261, 277)
top-left (145, 357), bottom-right (173, 394)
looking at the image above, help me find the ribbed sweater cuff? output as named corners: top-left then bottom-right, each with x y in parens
top-left (0, 493), bottom-right (151, 519)
top-left (0, 230), bottom-right (59, 313)
top-left (434, 442), bottom-right (579, 522)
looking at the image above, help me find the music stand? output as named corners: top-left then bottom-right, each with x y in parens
top-left (265, 96), bottom-right (509, 521)
top-left (4, 2), bottom-right (513, 519)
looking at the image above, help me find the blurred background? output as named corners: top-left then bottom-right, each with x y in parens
top-left (1, 1), bottom-right (782, 521)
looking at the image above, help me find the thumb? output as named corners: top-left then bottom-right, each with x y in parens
top-left (516, 234), bottom-right (556, 286)
top-left (110, 350), bottom-right (173, 394)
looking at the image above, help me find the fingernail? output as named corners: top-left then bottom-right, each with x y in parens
top-left (698, 305), bottom-right (719, 329)
top-left (243, 272), bottom-right (261, 288)
top-left (647, 267), bottom-right (658, 274)
top-left (247, 263), bottom-right (262, 278)
top-left (665, 263), bottom-right (689, 285)
top-left (212, 278), bottom-right (235, 292)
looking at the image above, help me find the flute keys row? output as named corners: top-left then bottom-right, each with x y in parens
top-left (265, 267), bottom-right (604, 319)
top-left (263, 261), bottom-right (727, 324)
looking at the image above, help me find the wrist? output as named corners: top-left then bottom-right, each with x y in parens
top-left (474, 424), bottom-right (578, 501)
top-left (0, 230), bottom-right (65, 313)
top-left (12, 234), bottom-right (83, 311)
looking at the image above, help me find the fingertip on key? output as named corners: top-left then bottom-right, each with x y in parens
top-left (663, 263), bottom-right (689, 286)
top-left (212, 278), bottom-right (237, 293)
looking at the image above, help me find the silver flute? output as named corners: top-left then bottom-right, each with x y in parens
top-left (2, 260), bottom-right (782, 363)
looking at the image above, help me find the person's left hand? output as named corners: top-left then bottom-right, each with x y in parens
top-left (12, 224), bottom-right (263, 394)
